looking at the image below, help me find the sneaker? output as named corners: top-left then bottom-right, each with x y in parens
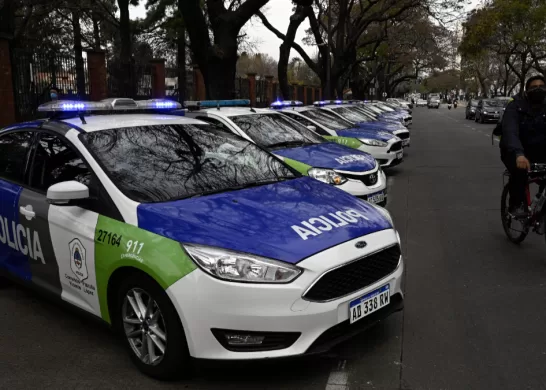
top-left (509, 205), bottom-right (528, 219)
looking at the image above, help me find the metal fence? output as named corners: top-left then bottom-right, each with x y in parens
top-left (11, 50), bottom-right (89, 121)
top-left (256, 79), bottom-right (268, 107)
top-left (165, 67), bottom-right (194, 101)
top-left (106, 62), bottom-right (152, 99)
top-left (234, 77), bottom-right (250, 100)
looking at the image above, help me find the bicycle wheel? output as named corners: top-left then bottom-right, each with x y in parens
top-left (501, 183), bottom-right (529, 243)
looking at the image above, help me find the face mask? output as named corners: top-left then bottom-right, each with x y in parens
top-left (527, 87), bottom-right (546, 104)
top-left (50, 92), bottom-right (58, 100)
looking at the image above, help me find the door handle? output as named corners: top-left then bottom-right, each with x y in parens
top-left (19, 206), bottom-right (36, 220)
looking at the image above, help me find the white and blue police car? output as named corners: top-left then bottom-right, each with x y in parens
top-left (182, 100), bottom-right (388, 205)
top-left (0, 98), bottom-right (404, 379)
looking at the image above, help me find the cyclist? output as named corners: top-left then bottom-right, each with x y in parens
top-left (501, 75), bottom-right (546, 217)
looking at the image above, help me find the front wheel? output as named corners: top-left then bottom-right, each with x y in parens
top-left (114, 272), bottom-right (191, 380)
top-left (501, 183), bottom-right (529, 244)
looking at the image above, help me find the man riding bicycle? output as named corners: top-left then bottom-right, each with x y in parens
top-left (501, 75), bottom-right (546, 218)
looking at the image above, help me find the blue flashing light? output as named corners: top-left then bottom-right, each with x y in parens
top-left (334, 100), bottom-right (343, 104)
top-left (136, 99), bottom-right (181, 110)
top-left (270, 100), bottom-right (303, 109)
top-left (37, 100), bottom-right (110, 112)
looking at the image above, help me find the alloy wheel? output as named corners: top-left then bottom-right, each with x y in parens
top-left (122, 288), bottom-right (168, 366)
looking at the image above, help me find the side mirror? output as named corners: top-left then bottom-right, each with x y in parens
top-left (306, 125), bottom-right (317, 132)
top-left (47, 181), bottom-right (90, 205)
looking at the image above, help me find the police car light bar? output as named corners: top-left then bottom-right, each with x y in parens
top-left (184, 99), bottom-right (251, 109)
top-left (136, 99), bottom-right (182, 110)
top-left (37, 100), bottom-right (110, 112)
top-left (270, 100), bottom-right (303, 108)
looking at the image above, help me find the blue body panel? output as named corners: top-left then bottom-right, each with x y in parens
top-left (137, 177), bottom-right (392, 264)
top-left (0, 180), bottom-right (31, 280)
top-left (273, 142), bottom-right (376, 172)
top-left (337, 128), bottom-right (396, 142)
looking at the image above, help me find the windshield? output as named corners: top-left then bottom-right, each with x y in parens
top-left (230, 113), bottom-right (325, 149)
top-left (365, 105), bottom-right (385, 114)
top-left (298, 108), bottom-right (355, 131)
top-left (353, 106), bottom-right (380, 119)
top-left (483, 100), bottom-right (504, 107)
top-left (375, 104), bottom-right (395, 112)
top-left (80, 124), bottom-right (296, 203)
top-left (329, 106), bottom-right (372, 123)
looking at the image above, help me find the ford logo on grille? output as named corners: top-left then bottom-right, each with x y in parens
top-left (368, 173), bottom-right (377, 184)
top-left (355, 241), bottom-right (367, 249)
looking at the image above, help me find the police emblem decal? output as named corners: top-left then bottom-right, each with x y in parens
top-left (69, 238), bottom-right (88, 281)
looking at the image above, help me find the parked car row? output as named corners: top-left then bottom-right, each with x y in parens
top-left (0, 97), bottom-right (410, 380)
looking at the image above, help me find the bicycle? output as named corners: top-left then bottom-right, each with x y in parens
top-left (501, 163), bottom-right (546, 243)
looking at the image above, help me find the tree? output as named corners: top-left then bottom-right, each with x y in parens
top-left (179, 0), bottom-right (270, 99)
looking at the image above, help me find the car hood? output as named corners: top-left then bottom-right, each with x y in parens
top-left (337, 128), bottom-right (397, 142)
top-left (137, 177), bottom-right (392, 264)
top-left (272, 142), bottom-right (376, 172)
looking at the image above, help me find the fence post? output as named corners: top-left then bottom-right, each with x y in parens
top-left (318, 88), bottom-right (322, 101)
top-left (85, 49), bottom-right (107, 101)
top-left (311, 87), bottom-right (315, 103)
top-left (303, 86), bottom-right (308, 105)
top-left (247, 73), bottom-right (257, 107)
top-left (265, 75), bottom-right (274, 105)
top-left (272, 81), bottom-right (279, 101)
top-left (193, 65), bottom-right (206, 100)
top-left (150, 58), bottom-right (166, 98)
top-left (292, 84), bottom-right (298, 101)
top-left (0, 36), bottom-right (16, 126)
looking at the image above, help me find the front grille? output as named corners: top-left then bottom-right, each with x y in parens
top-left (388, 142), bottom-right (402, 152)
top-left (341, 172), bottom-right (378, 186)
top-left (396, 132), bottom-right (409, 140)
top-left (303, 245), bottom-right (401, 302)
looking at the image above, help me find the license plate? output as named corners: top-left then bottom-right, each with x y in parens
top-left (367, 191), bottom-right (384, 204)
top-left (349, 284), bottom-right (390, 324)
top-left (396, 151), bottom-right (404, 159)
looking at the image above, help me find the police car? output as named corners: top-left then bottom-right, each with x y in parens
top-left (182, 100), bottom-right (388, 205)
top-left (316, 102), bottom-right (411, 148)
top-left (366, 102), bottom-right (412, 127)
top-left (272, 101), bottom-right (404, 167)
top-left (0, 98), bottom-right (404, 379)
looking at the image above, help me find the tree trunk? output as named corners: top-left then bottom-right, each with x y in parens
top-left (92, 11), bottom-right (101, 49)
top-left (206, 29), bottom-right (238, 99)
top-left (71, 11), bottom-right (86, 98)
top-left (278, 6), bottom-right (307, 99)
top-left (117, 0), bottom-right (133, 98)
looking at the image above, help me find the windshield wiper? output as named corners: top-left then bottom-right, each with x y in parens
top-left (267, 140), bottom-right (312, 149)
top-left (174, 177), bottom-right (295, 200)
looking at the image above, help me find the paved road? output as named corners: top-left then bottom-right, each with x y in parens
top-left (3, 106), bottom-right (546, 389)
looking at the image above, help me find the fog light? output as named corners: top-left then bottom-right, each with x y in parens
top-left (225, 333), bottom-right (265, 346)
top-left (211, 328), bottom-right (301, 352)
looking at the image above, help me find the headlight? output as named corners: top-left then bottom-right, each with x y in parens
top-left (471, 108), bottom-right (475, 112)
top-left (483, 111), bottom-right (488, 114)
top-left (359, 138), bottom-right (388, 147)
top-left (184, 244), bottom-right (302, 283)
top-left (308, 168), bottom-right (347, 185)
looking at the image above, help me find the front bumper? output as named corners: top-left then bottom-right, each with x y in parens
top-left (357, 140), bottom-right (404, 168)
top-left (167, 231), bottom-right (404, 360)
top-left (393, 129), bottom-right (411, 148)
top-left (481, 113), bottom-right (501, 122)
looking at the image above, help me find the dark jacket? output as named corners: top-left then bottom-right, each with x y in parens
top-left (500, 95), bottom-right (546, 158)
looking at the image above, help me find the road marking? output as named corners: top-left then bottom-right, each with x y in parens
top-left (325, 360), bottom-right (349, 390)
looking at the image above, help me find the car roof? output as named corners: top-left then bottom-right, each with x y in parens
top-left (198, 107), bottom-right (272, 117)
top-left (60, 113), bottom-right (207, 132)
top-left (278, 106), bottom-right (316, 113)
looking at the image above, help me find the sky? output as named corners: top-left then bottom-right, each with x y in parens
top-left (130, 0), bottom-right (482, 61)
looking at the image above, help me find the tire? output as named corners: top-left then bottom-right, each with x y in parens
top-left (114, 272), bottom-right (191, 380)
top-left (501, 183), bottom-right (529, 244)
top-left (475, 115), bottom-right (479, 122)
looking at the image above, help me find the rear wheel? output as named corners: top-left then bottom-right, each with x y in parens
top-left (501, 183), bottom-right (529, 244)
top-left (114, 272), bottom-right (191, 380)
